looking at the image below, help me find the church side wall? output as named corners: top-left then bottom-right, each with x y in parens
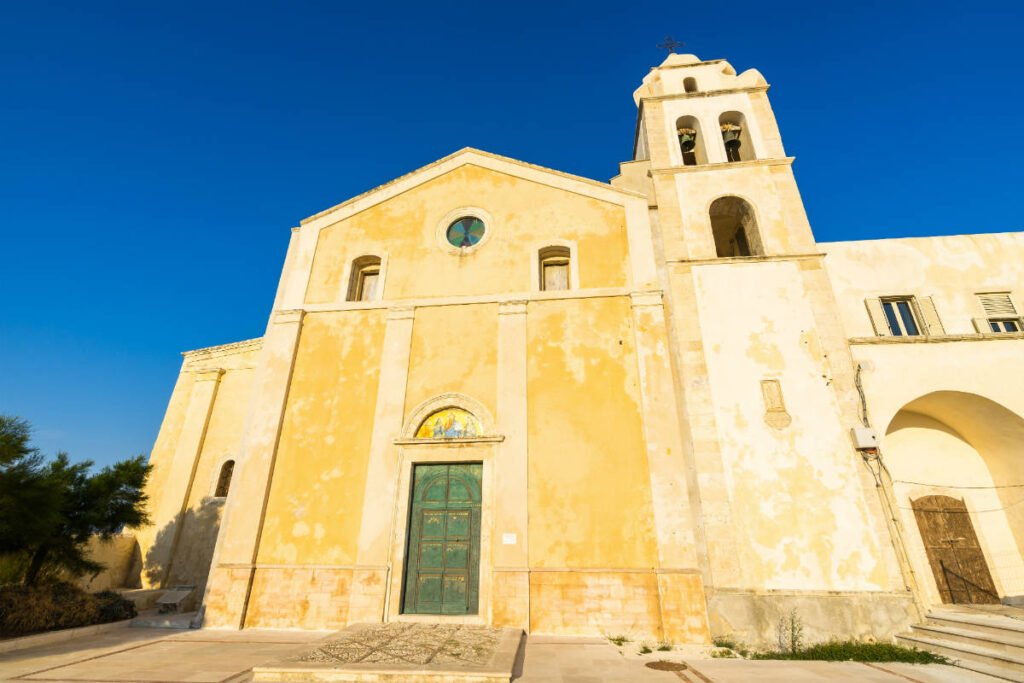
top-left (135, 341), bottom-right (260, 600)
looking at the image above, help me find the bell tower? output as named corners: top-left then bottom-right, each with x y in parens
top-left (613, 52), bottom-right (816, 260)
top-left (613, 52), bottom-right (911, 633)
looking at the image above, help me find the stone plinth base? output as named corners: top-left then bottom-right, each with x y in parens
top-left (707, 588), bottom-right (919, 648)
top-left (253, 622), bottom-right (523, 683)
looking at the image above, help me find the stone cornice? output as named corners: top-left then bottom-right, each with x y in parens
top-left (298, 148), bottom-right (646, 230)
top-left (651, 157), bottom-right (794, 175)
top-left (638, 84), bottom-right (769, 103)
top-left (394, 436), bottom-right (505, 446)
top-left (850, 333), bottom-right (1024, 345)
top-left (296, 287), bottom-right (640, 314)
top-left (181, 338), bottom-right (263, 360)
top-left (668, 253), bottom-right (825, 267)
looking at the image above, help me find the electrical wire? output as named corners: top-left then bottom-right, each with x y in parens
top-left (892, 480), bottom-right (1024, 490)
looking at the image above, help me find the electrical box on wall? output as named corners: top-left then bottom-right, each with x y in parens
top-left (851, 426), bottom-right (879, 450)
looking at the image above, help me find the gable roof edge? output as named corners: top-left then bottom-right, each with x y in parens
top-left (299, 147), bottom-right (645, 231)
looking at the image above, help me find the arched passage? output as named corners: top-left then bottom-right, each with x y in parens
top-left (883, 391), bottom-right (1024, 605)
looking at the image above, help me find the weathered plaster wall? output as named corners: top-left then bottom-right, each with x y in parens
top-left (850, 342), bottom-right (1024, 610)
top-left (885, 411), bottom-right (1024, 604)
top-left (691, 259), bottom-right (889, 592)
top-left (525, 296), bottom-right (668, 637)
top-left (406, 304), bottom-right (498, 418)
top-left (304, 165), bottom-right (631, 304)
top-left (245, 310), bottom-right (386, 628)
top-left (77, 534), bottom-right (140, 592)
top-left (823, 232), bottom-right (1024, 338)
top-left (823, 233), bottom-right (1024, 608)
top-left (526, 296), bottom-right (656, 569)
top-left (136, 341), bottom-right (260, 595)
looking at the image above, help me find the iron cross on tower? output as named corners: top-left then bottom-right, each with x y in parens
top-left (657, 36), bottom-right (685, 54)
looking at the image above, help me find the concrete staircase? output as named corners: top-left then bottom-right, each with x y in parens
top-left (897, 607), bottom-right (1024, 682)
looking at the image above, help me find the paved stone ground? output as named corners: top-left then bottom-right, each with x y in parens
top-left (0, 627), bottom-right (329, 682)
top-left (0, 627), bottom-right (1004, 682)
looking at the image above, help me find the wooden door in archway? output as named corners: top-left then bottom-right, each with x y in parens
top-left (912, 495), bottom-right (1000, 604)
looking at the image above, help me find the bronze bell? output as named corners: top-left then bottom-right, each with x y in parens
top-left (721, 125), bottom-right (742, 143)
top-left (677, 129), bottom-right (697, 152)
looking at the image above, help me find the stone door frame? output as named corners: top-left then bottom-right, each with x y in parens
top-left (385, 443), bottom-right (497, 625)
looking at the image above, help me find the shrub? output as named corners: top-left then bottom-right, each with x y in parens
top-left (751, 640), bottom-right (948, 664)
top-left (0, 582), bottom-right (135, 638)
top-left (712, 635), bottom-right (749, 657)
top-left (94, 590), bottom-right (137, 622)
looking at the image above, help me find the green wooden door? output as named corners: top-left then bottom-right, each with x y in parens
top-left (402, 463), bottom-right (482, 615)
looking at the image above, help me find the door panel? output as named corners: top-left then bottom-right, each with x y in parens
top-left (402, 463), bottom-right (482, 615)
top-left (912, 495), bottom-right (1000, 605)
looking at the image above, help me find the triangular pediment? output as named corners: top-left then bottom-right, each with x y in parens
top-left (299, 148), bottom-right (644, 231)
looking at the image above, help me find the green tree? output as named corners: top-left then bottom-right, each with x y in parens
top-left (0, 416), bottom-right (62, 558)
top-left (0, 416), bottom-right (151, 586)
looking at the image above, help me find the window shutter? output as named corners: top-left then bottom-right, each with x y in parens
top-left (917, 296), bottom-right (945, 336)
top-left (972, 317), bottom-right (993, 333)
top-left (978, 293), bottom-right (1017, 316)
top-left (864, 298), bottom-right (888, 336)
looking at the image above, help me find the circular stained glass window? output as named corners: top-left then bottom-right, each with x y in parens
top-left (446, 216), bottom-right (486, 248)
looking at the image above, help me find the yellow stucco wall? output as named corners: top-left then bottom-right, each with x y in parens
top-left (257, 310), bottom-right (387, 566)
top-left (304, 164), bottom-right (630, 303)
top-left (526, 296), bottom-right (657, 569)
top-left (405, 304), bottom-right (498, 420)
top-left (136, 342), bottom-right (260, 592)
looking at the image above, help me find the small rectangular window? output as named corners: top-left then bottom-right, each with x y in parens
top-left (356, 269), bottom-right (379, 301)
top-left (538, 246), bottom-right (571, 292)
top-left (976, 293), bottom-right (1020, 334)
top-left (542, 261), bottom-right (568, 291)
top-left (989, 318), bottom-right (1021, 333)
top-left (881, 297), bottom-right (922, 336)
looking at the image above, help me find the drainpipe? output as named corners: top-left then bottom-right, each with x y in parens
top-left (854, 363), bottom-right (928, 620)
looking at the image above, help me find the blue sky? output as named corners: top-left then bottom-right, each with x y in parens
top-left (1, 1), bottom-right (1021, 466)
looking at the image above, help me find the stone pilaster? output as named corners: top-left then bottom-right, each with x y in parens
top-left (201, 309), bottom-right (304, 629)
top-left (630, 290), bottom-right (711, 643)
top-left (347, 306), bottom-right (416, 623)
top-left (492, 300), bottom-right (529, 629)
top-left (146, 367), bottom-right (223, 588)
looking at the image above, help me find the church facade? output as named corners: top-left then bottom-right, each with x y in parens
top-left (135, 53), bottom-right (1024, 646)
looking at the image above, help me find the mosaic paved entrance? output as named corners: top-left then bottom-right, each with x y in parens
top-left (253, 622), bottom-right (523, 682)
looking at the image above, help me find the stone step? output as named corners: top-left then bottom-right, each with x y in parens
top-left (911, 622), bottom-right (1024, 657)
top-left (928, 610), bottom-right (1024, 640)
top-left (896, 632), bottom-right (1024, 681)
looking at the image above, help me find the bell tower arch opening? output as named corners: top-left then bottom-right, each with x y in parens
top-left (719, 111), bottom-right (754, 162)
top-left (710, 196), bottom-right (763, 257)
top-left (675, 115), bottom-right (707, 166)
